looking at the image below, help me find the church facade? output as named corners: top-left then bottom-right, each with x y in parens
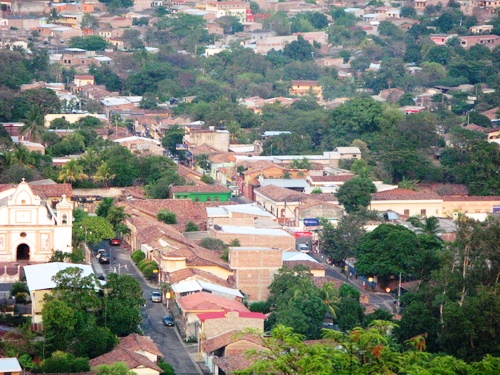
top-left (0, 180), bottom-right (73, 264)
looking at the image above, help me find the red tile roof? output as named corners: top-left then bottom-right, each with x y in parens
top-left (201, 329), bottom-right (264, 354)
top-left (119, 333), bottom-right (162, 357)
top-left (124, 198), bottom-right (208, 232)
top-left (308, 175), bottom-right (355, 183)
top-left (170, 184), bottom-right (230, 193)
top-left (417, 183), bottom-right (469, 197)
top-left (254, 184), bottom-right (307, 202)
top-left (197, 311), bottom-right (265, 322)
top-left (168, 268), bottom-right (231, 287)
top-left (89, 346), bottom-right (162, 372)
top-left (213, 354), bottom-right (255, 374)
top-left (124, 209), bottom-right (231, 271)
top-left (371, 188), bottom-right (441, 201)
top-left (30, 183), bottom-right (73, 198)
top-left (177, 291), bottom-right (249, 312)
top-left (283, 260), bottom-right (326, 271)
top-left (442, 196), bottom-right (500, 201)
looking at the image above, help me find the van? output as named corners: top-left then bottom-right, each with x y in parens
top-left (298, 243), bottom-right (310, 253)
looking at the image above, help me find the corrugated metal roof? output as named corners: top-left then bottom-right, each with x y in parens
top-left (24, 262), bottom-right (95, 292)
top-left (218, 225), bottom-right (292, 236)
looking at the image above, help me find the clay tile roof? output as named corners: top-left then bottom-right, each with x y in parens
top-left (209, 152), bottom-right (235, 164)
top-left (254, 185), bottom-right (307, 202)
top-left (125, 211), bottom-right (231, 271)
top-left (417, 183), bottom-right (469, 197)
top-left (170, 185), bottom-right (230, 193)
top-left (30, 183), bottom-right (73, 198)
top-left (119, 333), bottom-right (162, 357)
top-left (202, 329), bottom-right (264, 353)
top-left (212, 354), bottom-right (255, 373)
top-left (308, 175), bottom-right (354, 183)
top-left (0, 184), bottom-right (15, 194)
top-left (371, 188), bottom-right (441, 201)
top-left (283, 259), bottom-right (326, 271)
top-left (123, 186), bottom-right (147, 199)
top-left (124, 198), bottom-right (208, 231)
top-left (168, 268), bottom-right (231, 287)
top-left (442, 196), bottom-right (500, 201)
top-left (312, 276), bottom-right (344, 290)
top-left (197, 311), bottom-right (266, 323)
top-left (177, 291), bottom-right (249, 312)
top-left (89, 346), bottom-right (162, 372)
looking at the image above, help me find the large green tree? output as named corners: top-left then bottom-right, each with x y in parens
top-left (355, 224), bottom-right (441, 285)
top-left (335, 177), bottom-right (376, 213)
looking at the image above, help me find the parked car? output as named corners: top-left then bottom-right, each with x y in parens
top-left (162, 315), bottom-right (174, 327)
top-left (99, 253), bottom-right (110, 264)
top-left (96, 249), bottom-right (106, 258)
top-left (150, 291), bottom-right (162, 303)
top-left (109, 238), bottom-right (121, 246)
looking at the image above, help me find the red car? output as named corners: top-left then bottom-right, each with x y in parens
top-left (109, 238), bottom-right (121, 246)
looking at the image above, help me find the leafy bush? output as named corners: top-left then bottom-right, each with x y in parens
top-left (11, 282), bottom-right (28, 296)
top-left (199, 237), bottom-right (226, 251)
top-left (158, 360), bottom-right (175, 375)
top-left (157, 209), bottom-right (177, 224)
top-left (250, 301), bottom-right (271, 314)
top-left (131, 250), bottom-right (146, 264)
top-left (184, 221), bottom-right (199, 232)
top-left (41, 351), bottom-right (90, 373)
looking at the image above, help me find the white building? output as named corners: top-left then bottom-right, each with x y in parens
top-left (0, 180), bottom-right (73, 265)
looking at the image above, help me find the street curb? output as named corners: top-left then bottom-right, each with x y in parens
top-left (161, 305), bottom-right (204, 375)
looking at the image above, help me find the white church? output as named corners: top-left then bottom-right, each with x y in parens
top-left (0, 180), bottom-right (73, 267)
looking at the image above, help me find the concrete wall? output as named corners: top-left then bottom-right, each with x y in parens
top-left (229, 247), bottom-right (283, 301)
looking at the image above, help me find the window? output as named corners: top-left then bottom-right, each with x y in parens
top-left (281, 209), bottom-right (285, 217)
top-left (195, 197), bottom-right (200, 202)
top-left (62, 214), bottom-right (68, 224)
top-left (206, 197), bottom-right (211, 202)
top-left (404, 209), bottom-right (410, 216)
top-left (214, 197), bottom-right (219, 202)
top-left (420, 209), bottom-right (427, 217)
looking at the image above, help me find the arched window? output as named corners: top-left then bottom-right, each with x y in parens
top-left (62, 214), bottom-right (68, 224)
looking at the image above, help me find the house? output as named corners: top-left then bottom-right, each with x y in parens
top-left (369, 188), bottom-right (443, 217)
top-left (458, 35), bottom-right (500, 49)
top-left (290, 80), bottom-right (323, 101)
top-left (0, 180), bottom-right (73, 266)
top-left (229, 247), bottom-right (325, 301)
top-left (253, 184), bottom-right (309, 226)
top-left (176, 291), bottom-right (249, 338)
top-left (201, 329), bottom-right (265, 374)
top-left (206, 203), bottom-right (275, 228)
top-left (118, 333), bottom-right (163, 363)
top-left (183, 127), bottom-right (230, 152)
top-left (123, 211), bottom-right (233, 282)
top-left (23, 262), bottom-right (95, 325)
top-left (170, 185), bottom-right (232, 202)
top-left (90, 346), bottom-right (162, 375)
top-left (209, 225), bottom-right (295, 250)
top-left (113, 136), bottom-right (164, 155)
top-left (171, 280), bottom-right (244, 301)
top-left (74, 74), bottom-right (94, 87)
top-left (470, 25), bottom-right (494, 33)
top-left (0, 358), bottom-right (22, 375)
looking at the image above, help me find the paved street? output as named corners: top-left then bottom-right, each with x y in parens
top-left (90, 242), bottom-right (202, 375)
top-left (310, 252), bottom-right (395, 312)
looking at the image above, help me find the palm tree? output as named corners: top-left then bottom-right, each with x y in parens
top-left (13, 144), bottom-right (34, 165)
top-left (319, 282), bottom-right (340, 320)
top-left (58, 159), bottom-right (89, 183)
top-left (94, 161), bottom-right (116, 187)
top-left (21, 106), bottom-right (46, 143)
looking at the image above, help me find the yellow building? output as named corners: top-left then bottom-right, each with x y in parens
top-left (290, 80), bottom-right (323, 101)
top-left (24, 262), bottom-right (95, 325)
